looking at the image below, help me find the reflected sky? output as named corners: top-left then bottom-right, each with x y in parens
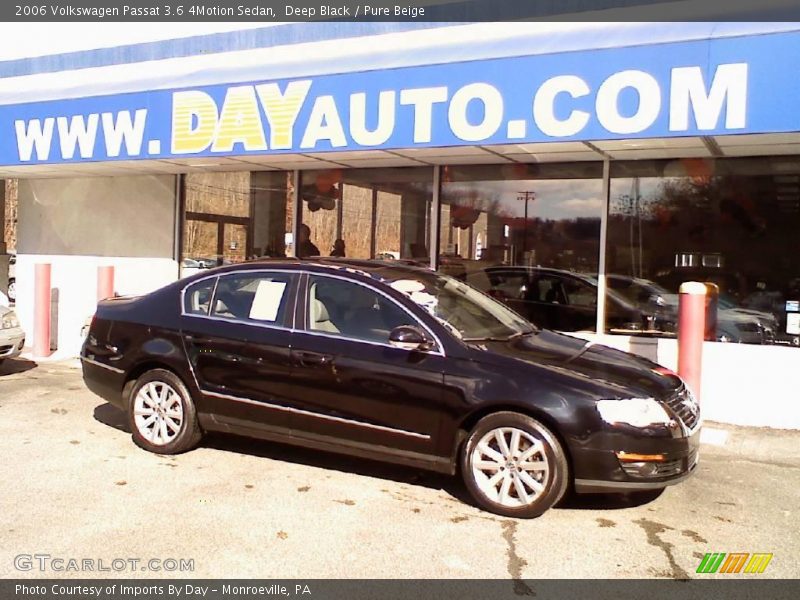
top-left (442, 178), bottom-right (603, 220)
top-left (610, 177), bottom-right (684, 212)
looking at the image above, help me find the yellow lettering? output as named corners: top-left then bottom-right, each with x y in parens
top-left (256, 80), bottom-right (311, 150)
top-left (211, 85), bottom-right (268, 153)
top-left (171, 90), bottom-right (218, 154)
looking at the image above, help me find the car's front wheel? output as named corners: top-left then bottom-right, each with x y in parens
top-left (461, 412), bottom-right (569, 518)
top-left (128, 369), bottom-right (202, 454)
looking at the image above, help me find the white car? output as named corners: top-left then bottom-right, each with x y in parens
top-left (0, 303), bottom-right (24, 366)
top-left (5, 253), bottom-right (15, 304)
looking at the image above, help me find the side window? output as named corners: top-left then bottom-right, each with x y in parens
top-left (211, 272), bottom-right (292, 325)
top-left (493, 271), bottom-right (531, 300)
top-left (183, 278), bottom-right (216, 315)
top-left (562, 278), bottom-right (598, 308)
top-left (536, 276), bottom-right (567, 304)
top-left (307, 275), bottom-right (417, 343)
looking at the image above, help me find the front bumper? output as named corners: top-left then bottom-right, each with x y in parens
top-left (572, 424), bottom-right (701, 493)
top-left (0, 328), bottom-right (25, 360)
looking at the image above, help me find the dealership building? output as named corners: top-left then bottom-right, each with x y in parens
top-left (1, 21), bottom-right (799, 427)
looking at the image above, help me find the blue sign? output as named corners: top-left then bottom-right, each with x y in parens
top-left (2, 31), bottom-right (800, 166)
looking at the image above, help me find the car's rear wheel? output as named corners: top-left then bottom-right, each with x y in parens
top-left (461, 412), bottom-right (569, 518)
top-left (128, 369), bottom-right (202, 454)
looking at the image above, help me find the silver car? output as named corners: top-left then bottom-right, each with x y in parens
top-left (0, 304), bottom-right (24, 365)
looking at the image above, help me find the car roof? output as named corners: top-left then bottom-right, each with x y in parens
top-left (194, 257), bottom-right (436, 283)
top-left (484, 265), bottom-right (597, 282)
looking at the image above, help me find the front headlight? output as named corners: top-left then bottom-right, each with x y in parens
top-left (597, 398), bottom-right (672, 428)
top-left (1, 311), bottom-right (19, 329)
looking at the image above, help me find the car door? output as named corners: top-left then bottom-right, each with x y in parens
top-left (285, 272), bottom-right (448, 457)
top-left (559, 275), bottom-right (600, 331)
top-left (180, 270), bottom-right (298, 431)
top-left (513, 272), bottom-right (562, 329)
top-left (482, 268), bottom-right (539, 323)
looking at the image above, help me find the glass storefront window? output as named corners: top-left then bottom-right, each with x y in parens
top-left (606, 157), bottom-right (800, 347)
top-left (298, 168), bottom-right (432, 262)
top-left (185, 172), bottom-right (250, 217)
top-left (437, 162), bottom-right (604, 333)
top-left (181, 171), bottom-right (290, 277)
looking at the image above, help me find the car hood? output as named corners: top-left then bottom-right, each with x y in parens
top-left (467, 329), bottom-right (681, 399)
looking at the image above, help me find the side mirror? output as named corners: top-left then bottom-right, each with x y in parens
top-left (389, 325), bottom-right (434, 352)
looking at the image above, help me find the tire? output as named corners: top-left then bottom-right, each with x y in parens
top-left (460, 411), bottom-right (569, 518)
top-left (128, 369), bottom-right (202, 454)
top-left (7, 279), bottom-right (15, 303)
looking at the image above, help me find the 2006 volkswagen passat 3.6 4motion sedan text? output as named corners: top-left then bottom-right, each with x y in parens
top-left (81, 259), bottom-right (700, 518)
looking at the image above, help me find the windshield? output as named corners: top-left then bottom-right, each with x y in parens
top-left (609, 277), bottom-right (677, 308)
top-left (387, 271), bottom-right (534, 341)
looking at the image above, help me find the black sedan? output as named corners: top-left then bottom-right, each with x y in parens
top-left (81, 258), bottom-right (700, 518)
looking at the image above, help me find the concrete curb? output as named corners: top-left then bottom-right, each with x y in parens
top-left (701, 421), bottom-right (800, 464)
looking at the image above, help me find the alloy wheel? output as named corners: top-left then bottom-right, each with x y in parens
top-left (470, 426), bottom-right (550, 508)
top-left (133, 381), bottom-right (184, 446)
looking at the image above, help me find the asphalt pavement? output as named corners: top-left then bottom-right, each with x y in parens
top-left (1, 359), bottom-right (798, 579)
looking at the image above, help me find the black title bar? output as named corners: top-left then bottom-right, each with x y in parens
top-left (6, 0), bottom-right (800, 22)
top-left (4, 580), bottom-right (800, 600)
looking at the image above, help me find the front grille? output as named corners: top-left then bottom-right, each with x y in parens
top-left (620, 448), bottom-right (698, 479)
top-left (663, 386), bottom-right (701, 430)
top-left (620, 457), bottom-right (684, 478)
top-left (655, 458), bottom-right (684, 477)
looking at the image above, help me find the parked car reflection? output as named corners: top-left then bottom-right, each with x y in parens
top-left (181, 257), bottom-right (224, 278)
top-left (467, 266), bottom-right (777, 344)
top-left (469, 267), bottom-right (676, 335)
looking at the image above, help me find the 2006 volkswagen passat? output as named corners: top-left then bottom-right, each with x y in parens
top-left (81, 259), bottom-right (700, 518)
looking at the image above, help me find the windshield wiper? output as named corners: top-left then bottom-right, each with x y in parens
top-left (462, 330), bottom-right (534, 343)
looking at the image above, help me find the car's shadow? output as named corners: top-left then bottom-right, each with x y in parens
top-left (92, 402), bottom-right (473, 506)
top-left (93, 401), bottom-right (664, 513)
top-left (0, 358), bottom-right (37, 376)
top-left (93, 402), bottom-right (131, 433)
top-left (557, 488), bottom-right (664, 510)
top-left (204, 431), bottom-right (476, 505)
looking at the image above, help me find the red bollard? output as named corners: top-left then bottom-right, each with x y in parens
top-left (33, 263), bottom-right (52, 358)
top-left (97, 265), bottom-right (115, 302)
top-left (678, 282), bottom-right (707, 402)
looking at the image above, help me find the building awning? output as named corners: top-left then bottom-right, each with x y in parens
top-left (1, 22), bottom-right (798, 105)
top-left (3, 22), bottom-right (800, 173)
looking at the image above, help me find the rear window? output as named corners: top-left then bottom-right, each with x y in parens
top-left (183, 278), bottom-right (216, 315)
top-left (211, 272), bottom-right (293, 325)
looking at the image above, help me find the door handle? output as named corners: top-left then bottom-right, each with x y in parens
top-left (292, 350), bottom-right (334, 367)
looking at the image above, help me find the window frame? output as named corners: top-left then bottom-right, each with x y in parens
top-left (560, 274), bottom-right (600, 309)
top-left (297, 271), bottom-right (445, 355)
top-left (182, 276), bottom-right (219, 317)
top-left (179, 269), bottom-right (300, 332)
